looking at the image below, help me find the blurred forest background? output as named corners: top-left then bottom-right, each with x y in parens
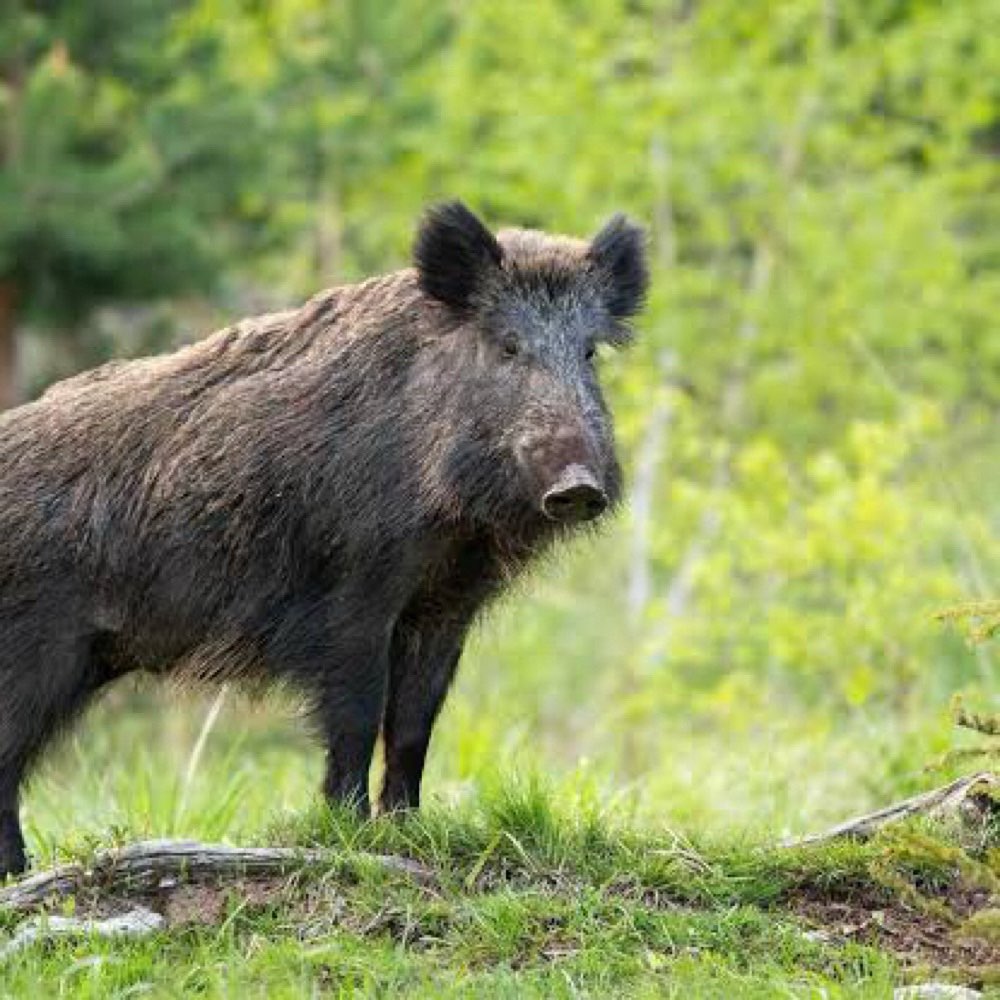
top-left (2, 0), bottom-right (999, 848)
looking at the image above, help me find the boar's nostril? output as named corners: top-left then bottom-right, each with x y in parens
top-left (542, 483), bottom-right (608, 522)
top-left (541, 465), bottom-right (608, 523)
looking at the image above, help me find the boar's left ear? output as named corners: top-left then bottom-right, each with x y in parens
top-left (588, 214), bottom-right (649, 321)
top-left (414, 201), bottom-right (503, 312)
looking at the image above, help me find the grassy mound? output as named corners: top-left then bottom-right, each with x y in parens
top-left (2, 781), bottom-right (999, 997)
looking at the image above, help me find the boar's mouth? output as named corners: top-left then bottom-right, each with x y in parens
top-left (539, 464), bottom-right (608, 523)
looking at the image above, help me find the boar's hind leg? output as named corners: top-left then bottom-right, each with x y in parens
top-left (379, 620), bottom-right (466, 814)
top-left (0, 626), bottom-right (117, 878)
top-left (0, 790), bottom-right (25, 879)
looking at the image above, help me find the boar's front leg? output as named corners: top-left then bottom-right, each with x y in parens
top-left (380, 540), bottom-right (498, 814)
top-left (316, 622), bottom-right (389, 815)
top-left (379, 618), bottom-right (467, 813)
top-left (276, 600), bottom-right (390, 817)
top-left (316, 639), bottom-right (389, 816)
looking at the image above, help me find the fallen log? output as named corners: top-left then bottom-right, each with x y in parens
top-left (0, 839), bottom-right (434, 912)
top-left (781, 772), bottom-right (1000, 848)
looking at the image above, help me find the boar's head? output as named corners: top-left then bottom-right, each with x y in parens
top-left (413, 201), bottom-right (647, 530)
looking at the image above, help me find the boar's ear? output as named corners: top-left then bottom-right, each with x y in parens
top-left (588, 214), bottom-right (649, 322)
top-left (414, 201), bottom-right (503, 311)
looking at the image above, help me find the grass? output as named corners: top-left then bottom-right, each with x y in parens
top-left (5, 751), bottom-right (1000, 997)
top-left (1, 785), bottom-right (898, 998)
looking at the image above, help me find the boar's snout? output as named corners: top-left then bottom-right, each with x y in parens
top-left (515, 424), bottom-right (612, 524)
top-left (540, 464), bottom-right (608, 523)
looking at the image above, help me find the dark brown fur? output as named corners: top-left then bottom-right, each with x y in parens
top-left (0, 203), bottom-right (647, 876)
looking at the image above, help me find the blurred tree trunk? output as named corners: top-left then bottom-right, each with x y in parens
top-left (313, 177), bottom-right (343, 285)
top-left (627, 131), bottom-right (679, 628)
top-left (311, 140), bottom-right (343, 285)
top-left (0, 27), bottom-right (23, 412)
top-left (0, 281), bottom-right (18, 411)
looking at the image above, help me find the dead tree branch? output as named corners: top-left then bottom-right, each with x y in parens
top-left (0, 839), bottom-right (434, 912)
top-left (781, 772), bottom-right (1000, 848)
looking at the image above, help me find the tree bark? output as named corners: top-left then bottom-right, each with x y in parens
top-left (0, 280), bottom-right (18, 411)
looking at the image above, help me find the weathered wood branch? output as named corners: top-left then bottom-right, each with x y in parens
top-left (0, 839), bottom-right (434, 912)
top-left (781, 772), bottom-right (1000, 848)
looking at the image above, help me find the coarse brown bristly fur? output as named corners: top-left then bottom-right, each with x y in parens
top-left (0, 202), bottom-right (648, 877)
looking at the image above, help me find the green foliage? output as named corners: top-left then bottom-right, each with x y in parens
top-left (0, 0), bottom-right (264, 375)
top-left (940, 602), bottom-right (1000, 645)
top-left (633, 408), bottom-right (972, 711)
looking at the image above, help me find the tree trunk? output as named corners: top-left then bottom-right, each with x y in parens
top-left (0, 280), bottom-right (18, 411)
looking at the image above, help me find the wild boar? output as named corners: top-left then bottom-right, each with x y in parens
top-left (0, 202), bottom-right (647, 876)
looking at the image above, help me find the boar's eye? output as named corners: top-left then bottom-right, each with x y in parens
top-left (501, 335), bottom-right (519, 359)
top-left (584, 343), bottom-right (596, 361)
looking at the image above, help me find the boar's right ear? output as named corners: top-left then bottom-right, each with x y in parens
top-left (414, 201), bottom-right (503, 311)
